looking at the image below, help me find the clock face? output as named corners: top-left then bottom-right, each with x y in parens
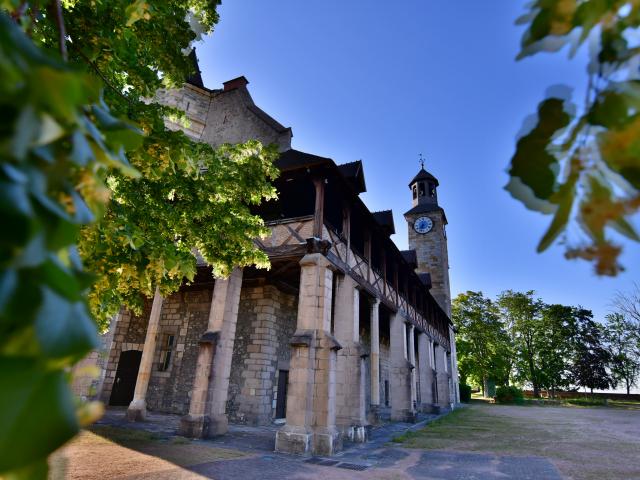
top-left (414, 216), bottom-right (433, 234)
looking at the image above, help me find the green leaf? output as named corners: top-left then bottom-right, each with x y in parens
top-left (588, 91), bottom-right (629, 129)
top-left (507, 97), bottom-right (572, 211)
top-left (0, 358), bottom-right (78, 474)
top-left (537, 179), bottom-right (576, 252)
top-left (34, 287), bottom-right (98, 359)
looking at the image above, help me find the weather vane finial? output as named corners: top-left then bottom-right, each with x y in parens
top-left (419, 153), bottom-right (425, 170)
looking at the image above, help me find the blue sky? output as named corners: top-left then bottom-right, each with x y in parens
top-left (198, 1), bottom-right (640, 322)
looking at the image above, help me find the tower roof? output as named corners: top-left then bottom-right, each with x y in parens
top-left (409, 168), bottom-right (439, 187)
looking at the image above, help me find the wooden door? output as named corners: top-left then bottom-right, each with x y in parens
top-left (109, 350), bottom-right (142, 406)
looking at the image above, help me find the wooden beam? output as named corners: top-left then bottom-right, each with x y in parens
top-left (313, 177), bottom-right (325, 238)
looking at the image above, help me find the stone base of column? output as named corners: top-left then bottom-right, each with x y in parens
top-left (312, 427), bottom-right (342, 456)
top-left (367, 404), bottom-right (381, 424)
top-left (179, 414), bottom-right (210, 438)
top-left (275, 425), bottom-right (343, 456)
top-left (344, 424), bottom-right (369, 443)
top-left (275, 425), bottom-right (313, 455)
top-left (126, 399), bottom-right (147, 422)
top-left (208, 414), bottom-right (229, 436)
top-left (391, 409), bottom-right (416, 423)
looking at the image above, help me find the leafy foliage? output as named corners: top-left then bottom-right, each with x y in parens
top-left (1, 0), bottom-right (280, 477)
top-left (452, 291), bottom-right (511, 394)
top-left (570, 310), bottom-right (615, 392)
top-left (459, 383), bottom-right (472, 403)
top-left (495, 385), bottom-right (524, 404)
top-left (0, 10), bottom-right (139, 477)
top-left (508, 1), bottom-right (640, 275)
top-left (602, 312), bottom-right (640, 394)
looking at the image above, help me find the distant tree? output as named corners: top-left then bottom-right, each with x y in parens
top-left (612, 283), bottom-right (640, 327)
top-left (452, 291), bottom-right (511, 396)
top-left (498, 290), bottom-right (545, 397)
top-left (603, 313), bottom-right (640, 395)
top-left (507, 1), bottom-right (640, 276)
top-left (537, 304), bottom-right (578, 398)
top-left (571, 310), bottom-right (614, 394)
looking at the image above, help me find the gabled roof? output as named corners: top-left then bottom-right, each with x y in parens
top-left (401, 249), bottom-right (417, 268)
top-left (247, 104), bottom-right (292, 135)
top-left (186, 49), bottom-right (205, 89)
top-left (372, 210), bottom-right (395, 235)
top-left (275, 149), bottom-right (332, 172)
top-left (337, 160), bottom-right (366, 194)
top-left (404, 203), bottom-right (447, 224)
top-left (409, 168), bottom-right (439, 187)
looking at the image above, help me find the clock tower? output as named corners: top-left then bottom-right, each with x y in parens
top-left (404, 164), bottom-right (451, 316)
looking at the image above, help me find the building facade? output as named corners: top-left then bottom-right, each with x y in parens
top-left (89, 66), bottom-right (459, 456)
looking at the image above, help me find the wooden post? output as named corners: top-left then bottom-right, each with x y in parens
top-left (313, 178), bottom-right (325, 239)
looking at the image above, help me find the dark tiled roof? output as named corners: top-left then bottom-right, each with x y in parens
top-left (275, 149), bottom-right (333, 171)
top-left (418, 272), bottom-right (432, 288)
top-left (409, 168), bottom-right (439, 187)
top-left (247, 104), bottom-right (292, 134)
top-left (372, 210), bottom-right (395, 235)
top-left (401, 249), bottom-right (417, 268)
top-left (404, 203), bottom-right (447, 221)
top-left (337, 160), bottom-right (366, 194)
top-left (186, 49), bottom-right (204, 89)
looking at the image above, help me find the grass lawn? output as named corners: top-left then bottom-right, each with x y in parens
top-left (49, 425), bottom-right (246, 480)
top-left (394, 402), bottom-right (640, 480)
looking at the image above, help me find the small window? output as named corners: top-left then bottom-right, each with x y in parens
top-left (412, 185), bottom-right (417, 199)
top-left (428, 182), bottom-right (436, 197)
top-left (418, 182), bottom-right (425, 197)
top-left (158, 334), bottom-right (175, 371)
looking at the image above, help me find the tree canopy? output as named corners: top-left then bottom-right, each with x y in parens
top-left (508, 1), bottom-right (640, 276)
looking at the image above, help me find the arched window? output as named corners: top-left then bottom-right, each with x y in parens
top-left (418, 182), bottom-right (425, 197)
top-left (428, 182), bottom-right (436, 197)
top-left (412, 185), bottom-right (417, 199)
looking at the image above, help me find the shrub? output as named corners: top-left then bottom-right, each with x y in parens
top-left (495, 385), bottom-right (524, 404)
top-left (460, 384), bottom-right (472, 402)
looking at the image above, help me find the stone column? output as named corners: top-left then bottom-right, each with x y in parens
top-left (389, 312), bottom-right (413, 422)
top-left (369, 298), bottom-right (380, 411)
top-left (334, 276), bottom-right (367, 442)
top-left (275, 251), bottom-right (342, 456)
top-left (417, 332), bottom-right (433, 412)
top-left (127, 287), bottom-right (163, 421)
top-left (408, 324), bottom-right (417, 410)
top-left (449, 325), bottom-right (460, 404)
top-left (434, 343), bottom-right (450, 408)
top-left (179, 268), bottom-right (243, 437)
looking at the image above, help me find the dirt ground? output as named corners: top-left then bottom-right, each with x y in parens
top-left (49, 404), bottom-right (640, 479)
top-left (397, 402), bottom-right (640, 480)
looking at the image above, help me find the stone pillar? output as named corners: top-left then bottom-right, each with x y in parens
top-left (179, 268), bottom-right (243, 437)
top-left (334, 276), bottom-right (367, 442)
top-left (275, 251), bottom-right (342, 456)
top-left (417, 332), bottom-right (433, 412)
top-left (127, 287), bottom-right (163, 421)
top-left (434, 343), bottom-right (450, 408)
top-left (389, 312), bottom-right (413, 422)
top-left (449, 325), bottom-right (460, 404)
top-left (408, 325), bottom-right (417, 410)
top-left (369, 298), bottom-right (380, 417)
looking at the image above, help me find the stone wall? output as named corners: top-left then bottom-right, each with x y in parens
top-left (156, 82), bottom-right (292, 151)
top-left (228, 283), bottom-right (297, 425)
top-left (101, 288), bottom-right (212, 414)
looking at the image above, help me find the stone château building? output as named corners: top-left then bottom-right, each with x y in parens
top-left (91, 61), bottom-right (460, 457)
